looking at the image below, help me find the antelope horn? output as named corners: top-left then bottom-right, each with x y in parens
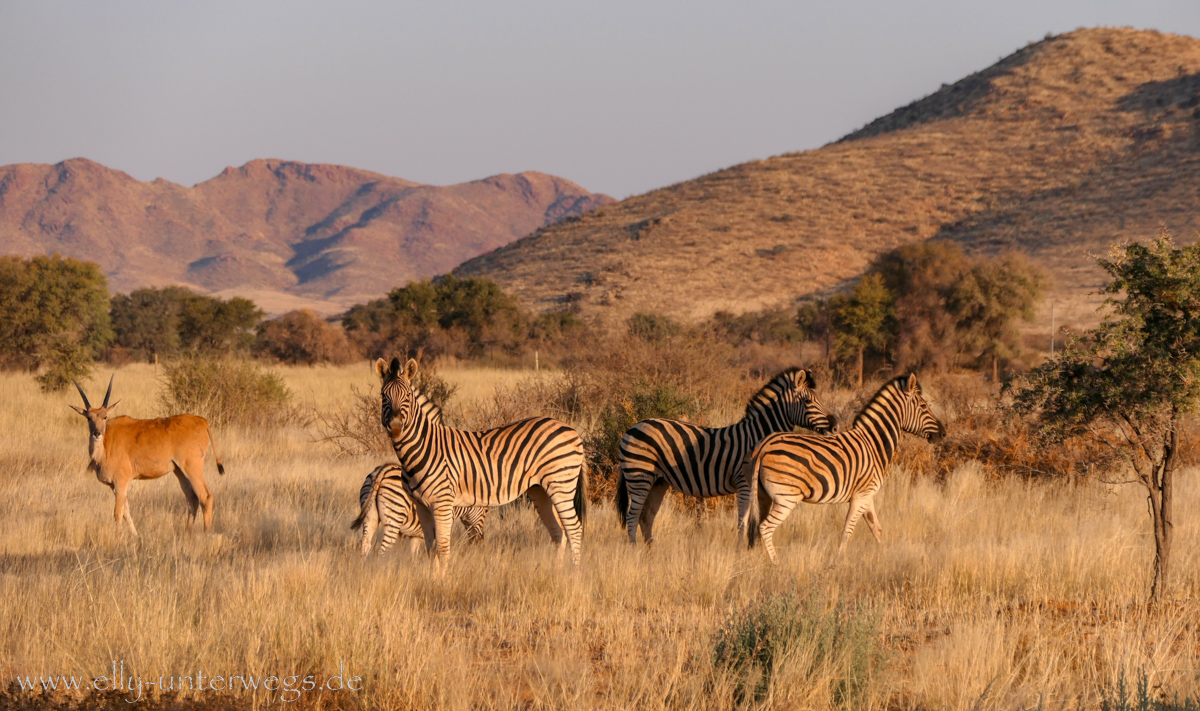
top-left (102, 374), bottom-right (114, 408)
top-left (73, 380), bottom-right (92, 409)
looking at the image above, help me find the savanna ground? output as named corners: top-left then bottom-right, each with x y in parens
top-left (1, 363), bottom-right (1198, 710)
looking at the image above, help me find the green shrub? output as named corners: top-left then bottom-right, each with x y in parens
top-left (711, 592), bottom-right (885, 707)
top-left (159, 355), bottom-right (293, 428)
top-left (589, 380), bottom-right (701, 474)
top-left (1100, 669), bottom-right (1200, 711)
top-left (627, 312), bottom-right (683, 342)
top-left (0, 254), bottom-right (113, 392)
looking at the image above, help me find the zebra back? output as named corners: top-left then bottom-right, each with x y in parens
top-left (616, 367), bottom-right (835, 503)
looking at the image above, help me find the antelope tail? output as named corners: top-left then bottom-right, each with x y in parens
top-left (207, 425), bottom-right (226, 475)
top-left (351, 468), bottom-right (387, 530)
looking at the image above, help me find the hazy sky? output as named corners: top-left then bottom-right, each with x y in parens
top-left (2, 2), bottom-right (1199, 198)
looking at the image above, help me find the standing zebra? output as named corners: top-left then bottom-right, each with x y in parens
top-left (617, 368), bottom-right (836, 545)
top-left (351, 464), bottom-right (488, 557)
top-left (375, 357), bottom-right (588, 565)
top-left (747, 373), bottom-right (945, 562)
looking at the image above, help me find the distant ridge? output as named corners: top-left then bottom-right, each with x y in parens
top-left (0, 158), bottom-right (613, 314)
top-left (457, 28), bottom-right (1200, 328)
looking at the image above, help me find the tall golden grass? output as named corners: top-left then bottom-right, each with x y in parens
top-left (1, 363), bottom-right (1198, 709)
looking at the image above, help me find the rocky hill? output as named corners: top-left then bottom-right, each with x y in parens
top-left (456, 28), bottom-right (1200, 329)
top-left (0, 159), bottom-right (612, 314)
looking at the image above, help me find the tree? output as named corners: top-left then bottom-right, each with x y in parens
top-left (1011, 234), bottom-right (1200, 605)
top-left (829, 273), bottom-right (896, 387)
top-left (343, 275), bottom-right (526, 359)
top-left (178, 293), bottom-right (262, 354)
top-left (109, 286), bottom-right (193, 361)
top-left (110, 286), bottom-right (262, 359)
top-left (256, 309), bottom-right (358, 365)
top-left (0, 254), bottom-right (112, 391)
top-left (873, 241), bottom-right (1044, 376)
top-left (950, 253), bottom-right (1045, 381)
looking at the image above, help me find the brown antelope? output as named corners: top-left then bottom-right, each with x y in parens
top-left (70, 376), bottom-right (226, 535)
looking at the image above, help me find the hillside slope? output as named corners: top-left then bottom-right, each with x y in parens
top-left (0, 159), bottom-right (612, 313)
top-left (457, 28), bottom-right (1200, 328)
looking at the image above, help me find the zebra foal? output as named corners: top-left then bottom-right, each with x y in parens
top-left (747, 373), bottom-right (945, 562)
top-left (376, 357), bottom-right (588, 565)
top-left (616, 368), bottom-right (836, 545)
top-left (351, 464), bottom-right (488, 557)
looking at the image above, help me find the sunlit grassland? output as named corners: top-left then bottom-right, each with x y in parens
top-left (1, 364), bottom-right (1198, 710)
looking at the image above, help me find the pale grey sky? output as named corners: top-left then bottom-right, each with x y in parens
top-left (2, 1), bottom-right (1199, 198)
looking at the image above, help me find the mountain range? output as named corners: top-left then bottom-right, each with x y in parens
top-left (457, 27), bottom-right (1200, 329)
top-left (0, 158), bottom-right (612, 314)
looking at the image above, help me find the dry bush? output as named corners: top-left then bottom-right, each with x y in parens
top-left (312, 384), bottom-right (393, 458)
top-left (313, 365), bottom-right (458, 458)
top-left (158, 355), bottom-right (296, 429)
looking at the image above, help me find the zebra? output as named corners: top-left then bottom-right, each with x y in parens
top-left (616, 368), bottom-right (837, 545)
top-left (375, 357), bottom-right (588, 565)
top-left (351, 463), bottom-right (488, 557)
top-left (746, 373), bottom-right (946, 562)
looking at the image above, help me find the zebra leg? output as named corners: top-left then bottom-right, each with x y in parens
top-left (528, 486), bottom-right (565, 551)
top-left (735, 468), bottom-right (752, 543)
top-left (838, 497), bottom-right (872, 552)
top-left (638, 480), bottom-right (670, 546)
top-left (431, 503), bottom-right (455, 566)
top-left (863, 498), bottom-right (883, 543)
top-left (758, 497), bottom-right (797, 564)
top-left (379, 520), bottom-right (399, 555)
top-left (622, 471), bottom-right (655, 545)
top-left (359, 500), bottom-right (380, 557)
top-left (411, 499), bottom-right (438, 557)
top-left (462, 508), bottom-right (487, 544)
top-left (547, 481), bottom-right (584, 566)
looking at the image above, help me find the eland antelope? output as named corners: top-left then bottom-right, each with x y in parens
top-left (71, 376), bottom-right (225, 535)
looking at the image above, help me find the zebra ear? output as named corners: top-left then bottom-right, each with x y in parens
top-left (403, 358), bottom-right (419, 380)
top-left (374, 358), bottom-right (389, 382)
top-left (905, 373), bottom-right (920, 393)
top-left (804, 369), bottom-right (817, 390)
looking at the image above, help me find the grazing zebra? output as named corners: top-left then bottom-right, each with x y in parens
top-left (747, 373), bottom-right (946, 562)
top-left (375, 357), bottom-right (588, 565)
top-left (616, 368), bottom-right (837, 545)
top-left (351, 464), bottom-right (487, 557)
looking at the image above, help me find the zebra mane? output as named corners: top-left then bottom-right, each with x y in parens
top-left (415, 391), bottom-right (444, 424)
top-left (851, 375), bottom-right (911, 429)
top-left (744, 367), bottom-right (806, 417)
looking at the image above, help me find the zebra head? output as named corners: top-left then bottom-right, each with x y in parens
top-left (374, 357), bottom-right (419, 435)
top-left (895, 373), bottom-right (946, 443)
top-left (762, 368), bottom-right (837, 434)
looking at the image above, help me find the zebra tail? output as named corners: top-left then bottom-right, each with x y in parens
top-left (575, 462), bottom-right (589, 529)
top-left (350, 469), bottom-right (386, 531)
top-left (745, 458), bottom-right (761, 549)
top-left (615, 470), bottom-right (629, 528)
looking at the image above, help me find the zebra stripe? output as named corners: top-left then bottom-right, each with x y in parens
top-left (351, 464), bottom-right (488, 557)
top-left (747, 373), bottom-right (946, 562)
top-left (616, 368), bottom-right (836, 545)
top-left (375, 357), bottom-right (588, 565)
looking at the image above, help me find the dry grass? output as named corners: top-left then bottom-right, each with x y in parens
top-left (2, 364), bottom-right (1200, 709)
